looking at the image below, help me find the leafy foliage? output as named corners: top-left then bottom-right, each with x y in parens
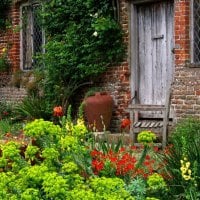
top-left (0, 100), bottom-right (14, 120)
top-left (0, 51), bottom-right (10, 72)
top-left (0, 101), bottom-right (23, 137)
top-left (89, 177), bottom-right (134, 200)
top-left (163, 118), bottom-right (200, 199)
top-left (0, 119), bottom-right (12, 136)
top-left (38, 0), bottom-right (125, 108)
top-left (125, 177), bottom-right (146, 200)
top-left (14, 95), bottom-right (52, 121)
top-left (0, 116), bottom-right (136, 200)
top-left (137, 130), bottom-right (156, 144)
top-left (0, 0), bottom-right (11, 29)
top-left (2, 107), bottom-right (192, 199)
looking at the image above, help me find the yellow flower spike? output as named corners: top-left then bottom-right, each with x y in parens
top-left (66, 121), bottom-right (73, 133)
top-left (180, 156), bottom-right (192, 181)
top-left (188, 169), bottom-right (192, 175)
top-left (183, 175), bottom-right (191, 181)
top-left (180, 167), bottom-right (187, 174)
top-left (185, 162), bottom-right (190, 168)
top-left (77, 118), bottom-right (84, 125)
top-left (180, 160), bottom-right (184, 164)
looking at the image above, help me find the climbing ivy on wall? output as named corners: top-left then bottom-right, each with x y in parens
top-left (0, 0), bottom-right (12, 29)
top-left (37, 0), bottom-right (125, 109)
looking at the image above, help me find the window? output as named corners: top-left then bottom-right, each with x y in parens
top-left (20, 3), bottom-right (44, 70)
top-left (191, 0), bottom-right (200, 64)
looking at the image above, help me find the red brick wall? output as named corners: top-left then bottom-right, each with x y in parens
top-left (172, 68), bottom-right (200, 119)
top-left (10, 3), bottom-right (20, 72)
top-left (97, 63), bottom-right (130, 132)
top-left (174, 0), bottom-right (190, 65)
top-left (0, 3), bottom-right (20, 72)
top-left (0, 2), bottom-right (24, 102)
top-left (172, 0), bottom-right (200, 121)
top-left (1, 0), bottom-right (200, 131)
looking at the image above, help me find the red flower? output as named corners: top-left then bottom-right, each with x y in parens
top-left (144, 161), bottom-right (150, 166)
top-left (5, 132), bottom-right (12, 138)
top-left (119, 147), bottom-right (125, 152)
top-left (131, 145), bottom-right (137, 150)
top-left (53, 106), bottom-right (63, 117)
top-left (3, 111), bottom-right (8, 116)
top-left (90, 149), bottom-right (102, 157)
top-left (120, 118), bottom-right (131, 129)
top-left (153, 146), bottom-right (159, 152)
top-left (92, 160), bottom-right (104, 174)
top-left (145, 154), bottom-right (151, 160)
top-left (89, 145), bottom-right (164, 179)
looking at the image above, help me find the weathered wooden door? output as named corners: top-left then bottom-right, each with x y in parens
top-left (132, 1), bottom-right (174, 106)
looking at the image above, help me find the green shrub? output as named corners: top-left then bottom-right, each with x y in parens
top-left (163, 118), bottom-right (200, 199)
top-left (89, 177), bottom-right (135, 200)
top-left (125, 177), bottom-right (146, 200)
top-left (137, 130), bottom-right (156, 144)
top-left (0, 100), bottom-right (15, 120)
top-left (24, 118), bottom-right (62, 149)
top-left (14, 95), bottom-right (52, 121)
top-left (0, 117), bottom-right (84, 199)
top-left (0, 116), bottom-right (137, 200)
top-left (37, 0), bottom-right (125, 109)
top-left (0, 0), bottom-right (12, 29)
top-left (0, 105), bottom-right (181, 199)
top-left (0, 119), bottom-right (11, 136)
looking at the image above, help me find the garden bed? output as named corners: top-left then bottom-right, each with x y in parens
top-left (0, 104), bottom-right (199, 199)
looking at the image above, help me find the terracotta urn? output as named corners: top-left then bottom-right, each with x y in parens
top-left (83, 92), bottom-right (113, 132)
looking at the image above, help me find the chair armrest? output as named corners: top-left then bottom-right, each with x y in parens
top-left (127, 104), bottom-right (166, 111)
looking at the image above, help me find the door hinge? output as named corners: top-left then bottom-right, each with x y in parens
top-left (129, 91), bottom-right (138, 104)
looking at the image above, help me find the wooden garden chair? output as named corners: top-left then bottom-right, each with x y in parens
top-left (126, 86), bottom-right (172, 148)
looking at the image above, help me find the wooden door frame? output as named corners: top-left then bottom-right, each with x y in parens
top-left (131, 0), bottom-right (163, 4)
top-left (129, 0), bottom-right (174, 105)
top-left (130, 2), bottom-right (139, 104)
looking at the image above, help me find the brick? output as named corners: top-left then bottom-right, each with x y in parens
top-left (196, 90), bottom-right (200, 96)
top-left (193, 105), bottom-right (200, 110)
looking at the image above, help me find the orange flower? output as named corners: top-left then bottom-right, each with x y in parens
top-left (120, 118), bottom-right (131, 129)
top-left (53, 106), bottom-right (63, 117)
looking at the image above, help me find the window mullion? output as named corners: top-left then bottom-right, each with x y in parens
top-left (191, 0), bottom-right (194, 63)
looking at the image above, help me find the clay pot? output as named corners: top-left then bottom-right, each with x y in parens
top-left (83, 92), bottom-right (113, 132)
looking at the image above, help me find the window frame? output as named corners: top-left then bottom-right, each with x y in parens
top-left (20, 2), bottom-right (44, 71)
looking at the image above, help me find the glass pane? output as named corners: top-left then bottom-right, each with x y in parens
top-left (22, 5), bottom-right (33, 70)
top-left (32, 4), bottom-right (43, 68)
top-left (21, 3), bottom-right (43, 70)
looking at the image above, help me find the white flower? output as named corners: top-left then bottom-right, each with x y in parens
top-left (93, 31), bottom-right (98, 37)
top-left (89, 13), bottom-right (98, 18)
top-left (94, 13), bottom-right (98, 18)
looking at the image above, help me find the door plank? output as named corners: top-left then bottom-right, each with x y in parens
top-left (136, 1), bottom-right (174, 109)
top-left (138, 6), bottom-right (153, 104)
